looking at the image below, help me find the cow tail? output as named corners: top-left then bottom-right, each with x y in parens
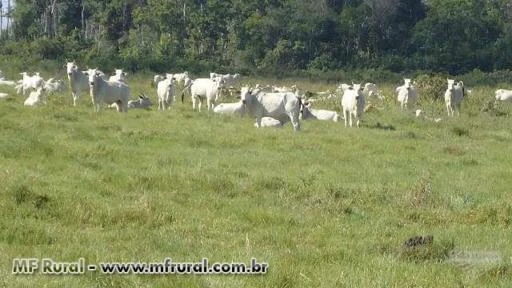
top-left (298, 96), bottom-right (304, 116)
top-left (180, 82), bottom-right (192, 103)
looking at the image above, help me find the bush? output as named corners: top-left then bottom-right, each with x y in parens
top-left (415, 73), bottom-right (449, 102)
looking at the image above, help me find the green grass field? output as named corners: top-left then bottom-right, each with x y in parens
top-left (1, 74), bottom-right (512, 287)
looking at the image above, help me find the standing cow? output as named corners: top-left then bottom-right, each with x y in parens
top-left (240, 86), bottom-right (302, 131)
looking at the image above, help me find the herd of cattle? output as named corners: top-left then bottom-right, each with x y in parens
top-left (1, 62), bottom-right (512, 131)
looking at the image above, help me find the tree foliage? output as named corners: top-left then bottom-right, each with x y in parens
top-left (1, 0), bottom-right (512, 75)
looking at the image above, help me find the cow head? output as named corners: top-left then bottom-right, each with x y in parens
top-left (447, 78), bottom-right (455, 91)
top-left (404, 78), bottom-right (413, 90)
top-left (86, 68), bottom-right (101, 87)
top-left (66, 62), bottom-right (77, 76)
top-left (240, 86), bottom-right (253, 105)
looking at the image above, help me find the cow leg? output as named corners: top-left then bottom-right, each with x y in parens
top-left (343, 110), bottom-right (349, 127)
top-left (121, 101), bottom-right (128, 112)
top-left (289, 112), bottom-right (301, 131)
top-left (255, 117), bottom-right (262, 128)
top-left (192, 96), bottom-right (197, 110)
top-left (72, 91), bottom-right (78, 106)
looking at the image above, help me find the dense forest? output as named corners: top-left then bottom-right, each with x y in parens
top-left (1, 0), bottom-right (512, 76)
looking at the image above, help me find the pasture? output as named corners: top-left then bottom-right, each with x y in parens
top-left (0, 72), bottom-right (512, 287)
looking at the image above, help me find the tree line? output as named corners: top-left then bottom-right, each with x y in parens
top-left (1, 0), bottom-right (512, 76)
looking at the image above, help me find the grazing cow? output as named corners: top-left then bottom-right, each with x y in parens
top-left (396, 78), bottom-right (418, 110)
top-left (213, 99), bottom-right (245, 116)
top-left (85, 68), bottom-right (130, 112)
top-left (300, 102), bottom-right (340, 122)
top-left (341, 83), bottom-right (365, 127)
top-left (445, 79), bottom-right (465, 117)
top-left (65, 61), bottom-right (90, 106)
top-left (186, 78), bottom-right (225, 112)
top-left (254, 117), bottom-right (282, 128)
top-left (24, 87), bottom-right (45, 106)
top-left (128, 94), bottom-right (153, 109)
top-left (0, 92), bottom-right (8, 99)
top-left (240, 86), bottom-right (302, 131)
top-left (495, 89), bottom-right (512, 102)
top-left (109, 69), bottom-right (128, 83)
top-left (157, 77), bottom-right (175, 110)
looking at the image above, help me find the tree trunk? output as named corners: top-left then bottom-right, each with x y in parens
top-left (51, 0), bottom-right (58, 38)
top-left (81, 0), bottom-right (86, 39)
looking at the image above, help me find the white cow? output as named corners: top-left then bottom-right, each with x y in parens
top-left (495, 89), bottom-right (512, 102)
top-left (109, 69), bottom-right (128, 83)
top-left (396, 78), bottom-right (417, 110)
top-left (44, 78), bottom-right (66, 94)
top-left (210, 72), bottom-right (240, 85)
top-left (300, 102), bottom-right (340, 122)
top-left (188, 78), bottom-right (224, 112)
top-left (415, 109), bottom-right (442, 123)
top-left (240, 86), bottom-right (302, 131)
top-left (153, 74), bottom-right (166, 87)
top-left (157, 77), bottom-right (175, 110)
top-left (0, 92), bottom-right (8, 99)
top-left (0, 75), bottom-right (16, 86)
top-left (254, 117), bottom-right (282, 128)
top-left (272, 85), bottom-right (297, 93)
top-left (18, 72), bottom-right (45, 95)
top-left (363, 82), bottom-right (383, 100)
top-left (86, 68), bottom-right (130, 112)
top-left (173, 72), bottom-right (189, 84)
top-left (65, 61), bottom-right (90, 106)
top-left (128, 94), bottom-right (152, 109)
top-left (213, 100), bottom-right (245, 115)
top-left (445, 79), bottom-right (465, 117)
top-left (341, 83), bottom-right (365, 127)
top-left (24, 87), bottom-right (45, 106)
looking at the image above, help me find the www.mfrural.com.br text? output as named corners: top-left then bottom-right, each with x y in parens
top-left (12, 258), bottom-right (269, 275)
